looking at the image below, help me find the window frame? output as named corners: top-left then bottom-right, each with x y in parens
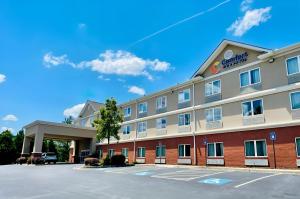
top-left (156, 145), bottom-right (166, 158)
top-left (108, 149), bottom-right (115, 158)
top-left (121, 148), bottom-right (129, 158)
top-left (156, 96), bottom-right (167, 110)
top-left (156, 117), bottom-right (167, 129)
top-left (289, 91), bottom-right (300, 110)
top-left (137, 147), bottom-right (146, 158)
top-left (244, 139), bottom-right (268, 158)
top-left (286, 56), bottom-right (300, 76)
top-left (123, 125), bottom-right (131, 135)
top-left (241, 98), bottom-right (264, 117)
top-left (138, 102), bottom-right (148, 114)
top-left (207, 142), bottom-right (224, 158)
top-left (178, 144), bottom-right (191, 158)
top-left (205, 79), bottom-right (221, 97)
top-left (239, 67), bottom-right (261, 88)
top-left (178, 113), bottom-right (191, 126)
top-left (137, 121), bottom-right (147, 133)
top-left (123, 106), bottom-right (131, 117)
top-left (295, 137), bottom-right (300, 157)
top-left (205, 107), bottom-right (222, 122)
top-left (178, 89), bottom-right (191, 104)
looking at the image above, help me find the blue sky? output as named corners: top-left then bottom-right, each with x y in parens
top-left (0, 0), bottom-right (299, 134)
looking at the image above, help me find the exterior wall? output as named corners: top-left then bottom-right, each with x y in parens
top-left (100, 125), bottom-right (300, 168)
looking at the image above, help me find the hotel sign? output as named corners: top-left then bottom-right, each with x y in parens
top-left (209, 50), bottom-right (248, 75)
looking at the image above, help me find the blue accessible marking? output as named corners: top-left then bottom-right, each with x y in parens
top-left (199, 178), bottom-right (232, 185)
top-left (135, 171), bottom-right (153, 176)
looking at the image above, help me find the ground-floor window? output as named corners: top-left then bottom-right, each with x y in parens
top-left (137, 147), bottom-right (146, 158)
top-left (108, 149), bottom-right (115, 158)
top-left (207, 142), bottom-right (224, 157)
top-left (244, 140), bottom-right (267, 157)
top-left (178, 144), bottom-right (191, 157)
top-left (122, 148), bottom-right (128, 158)
top-left (296, 138), bottom-right (300, 157)
top-left (156, 145), bottom-right (166, 157)
top-left (98, 149), bottom-right (103, 159)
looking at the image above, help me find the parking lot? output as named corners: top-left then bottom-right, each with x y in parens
top-left (1, 164), bottom-right (300, 199)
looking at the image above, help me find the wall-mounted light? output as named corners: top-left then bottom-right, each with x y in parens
top-left (268, 58), bottom-right (275, 63)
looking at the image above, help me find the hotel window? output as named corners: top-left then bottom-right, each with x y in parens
top-left (242, 99), bottom-right (263, 117)
top-left (137, 121), bottom-right (147, 133)
top-left (80, 119), bottom-right (86, 127)
top-left (290, 92), bottom-right (300, 110)
top-left (207, 142), bottom-right (224, 157)
top-left (240, 68), bottom-right (261, 87)
top-left (205, 80), bottom-right (221, 96)
top-left (156, 96), bottom-right (167, 109)
top-left (178, 89), bottom-right (190, 103)
top-left (178, 113), bottom-right (191, 126)
top-left (205, 107), bottom-right (222, 122)
top-left (156, 118), bottom-right (167, 129)
top-left (108, 149), bottom-right (115, 158)
top-left (178, 144), bottom-right (191, 157)
top-left (98, 149), bottom-right (103, 159)
top-left (123, 125), bottom-right (131, 135)
top-left (286, 56), bottom-right (300, 75)
top-left (124, 107), bottom-right (131, 117)
top-left (137, 147), bottom-right (146, 158)
top-left (244, 140), bottom-right (267, 157)
top-left (296, 138), bottom-right (300, 157)
top-left (156, 145), bottom-right (166, 157)
top-left (138, 102), bottom-right (147, 114)
top-left (122, 148), bottom-right (128, 158)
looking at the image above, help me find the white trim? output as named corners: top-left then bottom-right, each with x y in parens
top-left (285, 55), bottom-right (300, 76)
top-left (205, 107), bottom-right (222, 122)
top-left (241, 98), bottom-right (264, 117)
top-left (138, 102), bottom-right (148, 114)
top-left (239, 67), bottom-right (261, 88)
top-left (207, 142), bottom-right (224, 158)
top-left (123, 106), bottom-right (132, 117)
top-left (137, 121), bottom-right (147, 133)
top-left (205, 79), bottom-right (221, 97)
top-left (156, 117), bottom-right (167, 129)
top-left (289, 91), bottom-right (300, 110)
top-left (156, 145), bottom-right (166, 158)
top-left (123, 125), bottom-right (131, 135)
top-left (178, 113), bottom-right (191, 126)
top-left (295, 137), bottom-right (300, 158)
top-left (244, 139), bottom-right (268, 158)
top-left (178, 89), bottom-right (191, 104)
top-left (121, 148), bottom-right (129, 158)
top-left (156, 96), bottom-right (167, 110)
top-left (178, 144), bottom-right (191, 158)
top-left (137, 147), bottom-right (146, 158)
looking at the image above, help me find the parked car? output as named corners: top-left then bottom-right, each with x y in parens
top-left (41, 152), bottom-right (57, 164)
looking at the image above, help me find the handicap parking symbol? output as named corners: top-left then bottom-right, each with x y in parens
top-left (199, 178), bottom-right (232, 185)
top-left (135, 171), bottom-right (153, 176)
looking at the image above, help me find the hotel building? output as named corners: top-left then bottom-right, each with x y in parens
top-left (22, 40), bottom-right (300, 168)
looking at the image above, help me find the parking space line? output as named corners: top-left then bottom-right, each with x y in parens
top-left (234, 173), bottom-right (282, 188)
top-left (152, 171), bottom-right (228, 181)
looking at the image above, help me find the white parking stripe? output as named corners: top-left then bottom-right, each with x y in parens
top-left (234, 173), bottom-right (282, 188)
top-left (152, 171), bottom-right (228, 181)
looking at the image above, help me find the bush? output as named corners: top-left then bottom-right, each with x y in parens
top-left (84, 157), bottom-right (99, 166)
top-left (16, 157), bottom-right (27, 165)
top-left (102, 155), bottom-right (111, 166)
top-left (110, 155), bottom-right (125, 166)
top-left (27, 157), bottom-right (45, 165)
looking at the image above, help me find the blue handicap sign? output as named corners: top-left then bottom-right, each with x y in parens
top-left (270, 131), bottom-right (276, 141)
top-left (135, 171), bottom-right (153, 176)
top-left (199, 178), bottom-right (232, 185)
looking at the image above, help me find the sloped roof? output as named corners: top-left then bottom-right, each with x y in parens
top-left (78, 100), bottom-right (104, 117)
top-left (191, 39), bottom-right (271, 78)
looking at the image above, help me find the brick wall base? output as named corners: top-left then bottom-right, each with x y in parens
top-left (97, 125), bottom-right (300, 169)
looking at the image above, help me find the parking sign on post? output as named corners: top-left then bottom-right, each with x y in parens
top-left (269, 131), bottom-right (277, 168)
top-left (270, 131), bottom-right (276, 141)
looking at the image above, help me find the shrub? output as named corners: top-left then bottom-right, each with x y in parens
top-left (110, 155), bottom-right (125, 166)
top-left (27, 157), bottom-right (45, 165)
top-left (16, 157), bottom-right (27, 165)
top-left (102, 155), bottom-right (111, 166)
top-left (84, 157), bottom-right (99, 166)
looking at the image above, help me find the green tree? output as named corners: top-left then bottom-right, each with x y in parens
top-left (63, 116), bottom-right (74, 124)
top-left (48, 140), bottom-right (57, 154)
top-left (14, 130), bottom-right (24, 157)
top-left (42, 140), bottom-right (49, 152)
top-left (56, 141), bottom-right (70, 162)
top-left (0, 130), bottom-right (17, 164)
top-left (93, 98), bottom-right (123, 154)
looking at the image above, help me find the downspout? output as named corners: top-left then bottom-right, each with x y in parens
top-left (133, 101), bottom-right (138, 163)
top-left (192, 82), bottom-right (197, 165)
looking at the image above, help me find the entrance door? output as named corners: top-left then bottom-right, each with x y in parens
top-left (79, 150), bottom-right (90, 163)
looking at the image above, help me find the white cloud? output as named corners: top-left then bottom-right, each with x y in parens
top-left (240, 0), bottom-right (253, 12)
top-left (78, 23), bottom-right (86, 30)
top-left (1, 127), bottom-right (14, 133)
top-left (43, 50), bottom-right (170, 80)
top-left (98, 75), bottom-right (110, 81)
top-left (63, 103), bottom-right (85, 118)
top-left (128, 86), bottom-right (145, 96)
top-left (0, 74), bottom-right (6, 84)
top-left (2, 114), bottom-right (18, 122)
top-left (227, 7), bottom-right (272, 36)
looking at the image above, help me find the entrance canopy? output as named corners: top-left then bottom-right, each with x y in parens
top-left (22, 120), bottom-right (97, 156)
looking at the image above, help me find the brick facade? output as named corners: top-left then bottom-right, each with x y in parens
top-left (97, 125), bottom-right (300, 169)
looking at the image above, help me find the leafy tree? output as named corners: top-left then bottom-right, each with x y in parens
top-left (93, 98), bottom-right (123, 155)
top-left (14, 130), bottom-right (24, 157)
top-left (56, 141), bottom-right (70, 162)
top-left (0, 130), bottom-right (17, 164)
top-left (42, 140), bottom-right (49, 152)
top-left (48, 140), bottom-right (57, 154)
top-left (63, 116), bottom-right (74, 124)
